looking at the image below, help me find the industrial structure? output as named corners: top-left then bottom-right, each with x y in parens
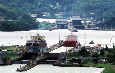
top-left (16, 33), bottom-right (80, 72)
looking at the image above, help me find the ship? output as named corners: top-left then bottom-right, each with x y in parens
top-left (18, 34), bottom-right (48, 60)
top-left (26, 34), bottom-right (47, 53)
top-left (16, 33), bottom-right (81, 72)
top-left (63, 33), bottom-right (79, 47)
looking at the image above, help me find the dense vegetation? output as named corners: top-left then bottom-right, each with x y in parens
top-left (0, 3), bottom-right (38, 31)
top-left (3, 0), bottom-right (114, 19)
top-left (0, 0), bottom-right (115, 30)
top-left (67, 46), bottom-right (115, 73)
top-left (84, 63), bottom-right (115, 73)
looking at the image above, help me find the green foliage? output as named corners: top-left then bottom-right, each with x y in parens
top-left (83, 63), bottom-right (115, 73)
top-left (79, 47), bottom-right (90, 57)
top-left (97, 64), bottom-right (115, 73)
top-left (0, 0), bottom-right (115, 30)
top-left (68, 52), bottom-right (81, 58)
top-left (0, 20), bottom-right (37, 31)
top-left (0, 0), bottom-right (115, 18)
top-left (39, 22), bottom-right (52, 29)
top-left (7, 51), bottom-right (18, 60)
top-left (0, 3), bottom-right (38, 31)
top-left (107, 49), bottom-right (115, 64)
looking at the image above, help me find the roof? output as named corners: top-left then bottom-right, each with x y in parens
top-left (71, 16), bottom-right (82, 20)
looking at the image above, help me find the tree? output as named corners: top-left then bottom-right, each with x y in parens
top-left (79, 47), bottom-right (89, 57)
top-left (107, 48), bottom-right (115, 64)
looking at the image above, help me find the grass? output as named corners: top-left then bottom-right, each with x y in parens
top-left (0, 46), bottom-right (19, 60)
top-left (97, 64), bottom-right (115, 73)
top-left (7, 51), bottom-right (19, 60)
top-left (0, 46), bottom-right (16, 50)
top-left (5, 46), bottom-right (16, 50)
top-left (83, 63), bottom-right (115, 73)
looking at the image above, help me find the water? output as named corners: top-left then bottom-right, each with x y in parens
top-left (0, 64), bottom-right (104, 73)
top-left (0, 29), bottom-right (115, 48)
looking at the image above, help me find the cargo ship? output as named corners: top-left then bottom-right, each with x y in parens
top-left (63, 34), bottom-right (79, 47)
top-left (19, 34), bottom-right (48, 60)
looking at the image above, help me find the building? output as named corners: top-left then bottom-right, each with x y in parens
top-left (56, 19), bottom-right (68, 29)
top-left (83, 19), bottom-right (98, 30)
top-left (71, 16), bottom-right (85, 29)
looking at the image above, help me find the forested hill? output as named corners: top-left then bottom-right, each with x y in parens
top-left (1, 0), bottom-right (115, 19)
top-left (0, 2), bottom-right (38, 31)
top-left (0, 0), bottom-right (115, 31)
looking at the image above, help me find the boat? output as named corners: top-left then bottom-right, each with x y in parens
top-left (25, 34), bottom-right (47, 54)
top-left (18, 34), bottom-right (48, 60)
top-left (63, 34), bottom-right (79, 47)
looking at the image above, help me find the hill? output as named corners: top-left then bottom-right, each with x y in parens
top-left (0, 0), bottom-right (115, 30)
top-left (0, 3), bottom-right (38, 31)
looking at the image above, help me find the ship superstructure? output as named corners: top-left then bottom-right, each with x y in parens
top-left (25, 34), bottom-right (47, 54)
top-left (63, 34), bottom-right (79, 47)
top-left (18, 34), bottom-right (48, 60)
